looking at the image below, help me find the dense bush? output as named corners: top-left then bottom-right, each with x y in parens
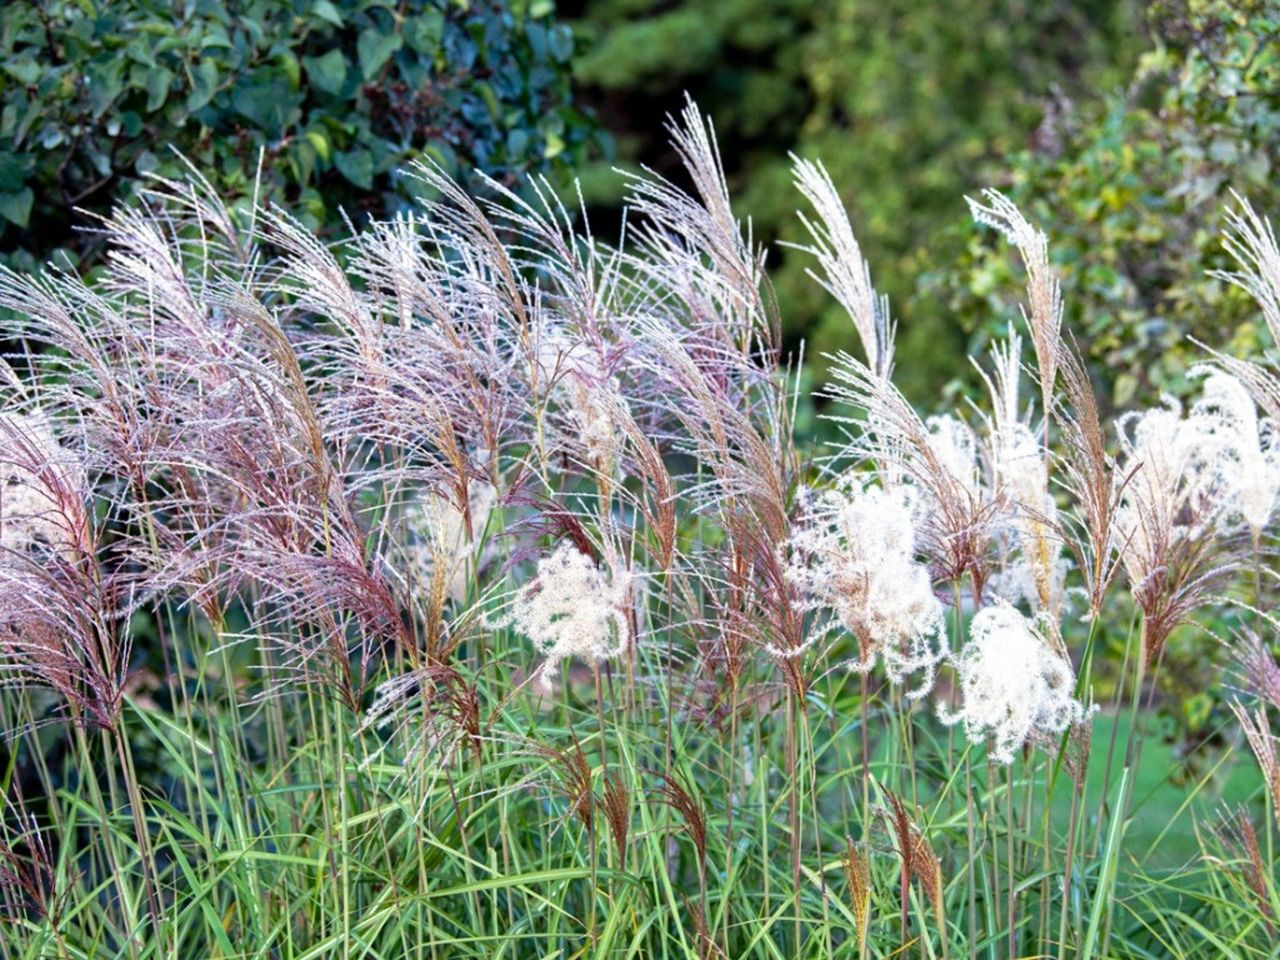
top-left (939, 0), bottom-right (1280, 407)
top-left (0, 0), bottom-right (598, 270)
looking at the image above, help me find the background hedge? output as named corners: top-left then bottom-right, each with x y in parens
top-left (0, 0), bottom-right (600, 271)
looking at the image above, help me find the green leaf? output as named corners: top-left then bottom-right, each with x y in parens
top-left (145, 66), bottom-right (174, 112)
top-left (135, 150), bottom-right (159, 176)
top-left (404, 11), bottom-right (445, 54)
top-left (86, 59), bottom-right (126, 117)
top-left (310, 0), bottom-right (343, 28)
top-left (304, 49), bottom-right (348, 96)
top-left (275, 49), bottom-right (301, 90)
top-left (186, 58), bottom-right (219, 112)
top-left (0, 188), bottom-right (34, 229)
top-left (304, 129), bottom-right (330, 162)
top-left (505, 128), bottom-right (528, 160)
top-left (475, 81), bottom-right (500, 119)
top-left (230, 68), bottom-right (299, 135)
top-left (357, 28), bottom-right (402, 80)
top-left (333, 148), bottom-right (374, 189)
top-left (547, 24), bottom-right (574, 63)
top-left (0, 153), bottom-right (25, 193)
top-left (543, 130), bottom-right (565, 160)
top-left (2, 57), bottom-right (41, 86)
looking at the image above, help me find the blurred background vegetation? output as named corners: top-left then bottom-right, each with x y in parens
top-left (1, 0), bottom-right (1278, 767)
top-left (568, 0), bottom-right (1279, 408)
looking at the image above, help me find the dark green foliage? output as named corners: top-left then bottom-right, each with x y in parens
top-left (0, 0), bottom-right (599, 270)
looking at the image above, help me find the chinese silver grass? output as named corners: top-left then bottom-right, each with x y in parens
top-left (975, 331), bottom-right (1066, 634)
top-left (404, 481), bottom-right (496, 609)
top-left (923, 414), bottom-right (983, 504)
top-left (535, 331), bottom-right (631, 476)
top-left (1212, 191), bottom-right (1280, 346)
top-left (617, 104), bottom-right (793, 550)
top-left (0, 410), bottom-right (88, 561)
top-left (634, 321), bottom-right (792, 546)
top-left (784, 477), bottom-right (946, 697)
top-left (1231, 700), bottom-right (1280, 822)
top-left (826, 354), bottom-right (998, 588)
top-left (791, 156), bottom-right (894, 379)
top-left (1053, 342), bottom-right (1125, 619)
top-left (356, 663), bottom-right (481, 771)
top-left (941, 602), bottom-right (1089, 764)
top-left (1112, 389), bottom-right (1247, 663)
top-left (1229, 626), bottom-right (1280, 714)
top-left (622, 95), bottom-right (774, 360)
top-left (0, 410), bottom-right (131, 730)
top-left (1114, 394), bottom-right (1223, 589)
top-left (967, 189), bottom-right (1063, 421)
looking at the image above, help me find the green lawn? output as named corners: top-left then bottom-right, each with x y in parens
top-left (1050, 712), bottom-right (1262, 868)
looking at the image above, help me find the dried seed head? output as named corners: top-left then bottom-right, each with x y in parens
top-left (1213, 192), bottom-right (1280, 345)
top-left (601, 770), bottom-right (631, 864)
top-left (1214, 807), bottom-right (1275, 934)
top-left (536, 333), bottom-right (631, 474)
top-left (1053, 341), bottom-right (1124, 619)
top-left (404, 482), bottom-right (495, 607)
top-left (1114, 395), bottom-right (1225, 589)
top-left (824, 356), bottom-right (997, 587)
top-left (792, 156), bottom-right (894, 379)
top-left (978, 331), bottom-right (1065, 629)
top-left (1232, 701), bottom-right (1280, 827)
top-left (532, 738), bottom-right (596, 835)
top-left (842, 836), bottom-right (872, 955)
top-left (1191, 370), bottom-right (1280, 538)
top-left (654, 770), bottom-right (708, 867)
top-left (968, 189), bottom-right (1062, 418)
top-left (1231, 628), bottom-right (1280, 713)
top-left (885, 790), bottom-right (945, 944)
top-left (0, 412), bottom-right (87, 561)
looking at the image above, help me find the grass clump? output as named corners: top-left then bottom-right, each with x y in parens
top-left (1, 101), bottom-right (1279, 959)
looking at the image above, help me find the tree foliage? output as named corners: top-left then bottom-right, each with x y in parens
top-left (0, 0), bottom-right (598, 270)
top-left (567, 0), bottom-right (1139, 400)
top-left (936, 0), bottom-right (1280, 409)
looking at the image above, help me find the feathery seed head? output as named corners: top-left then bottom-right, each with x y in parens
top-left (785, 477), bottom-right (946, 696)
top-left (942, 602), bottom-right (1089, 763)
top-left (536, 333), bottom-right (631, 474)
top-left (977, 332), bottom-right (1065, 626)
top-left (0, 413), bottom-right (87, 561)
top-left (1114, 394), bottom-right (1227, 592)
top-left (514, 542), bottom-right (632, 690)
top-left (1191, 370), bottom-right (1280, 537)
top-left (405, 482), bottom-right (495, 608)
top-left (968, 189), bottom-right (1063, 417)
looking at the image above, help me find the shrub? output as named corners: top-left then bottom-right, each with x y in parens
top-left (938, 0), bottom-right (1280, 405)
top-left (0, 0), bottom-right (598, 271)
